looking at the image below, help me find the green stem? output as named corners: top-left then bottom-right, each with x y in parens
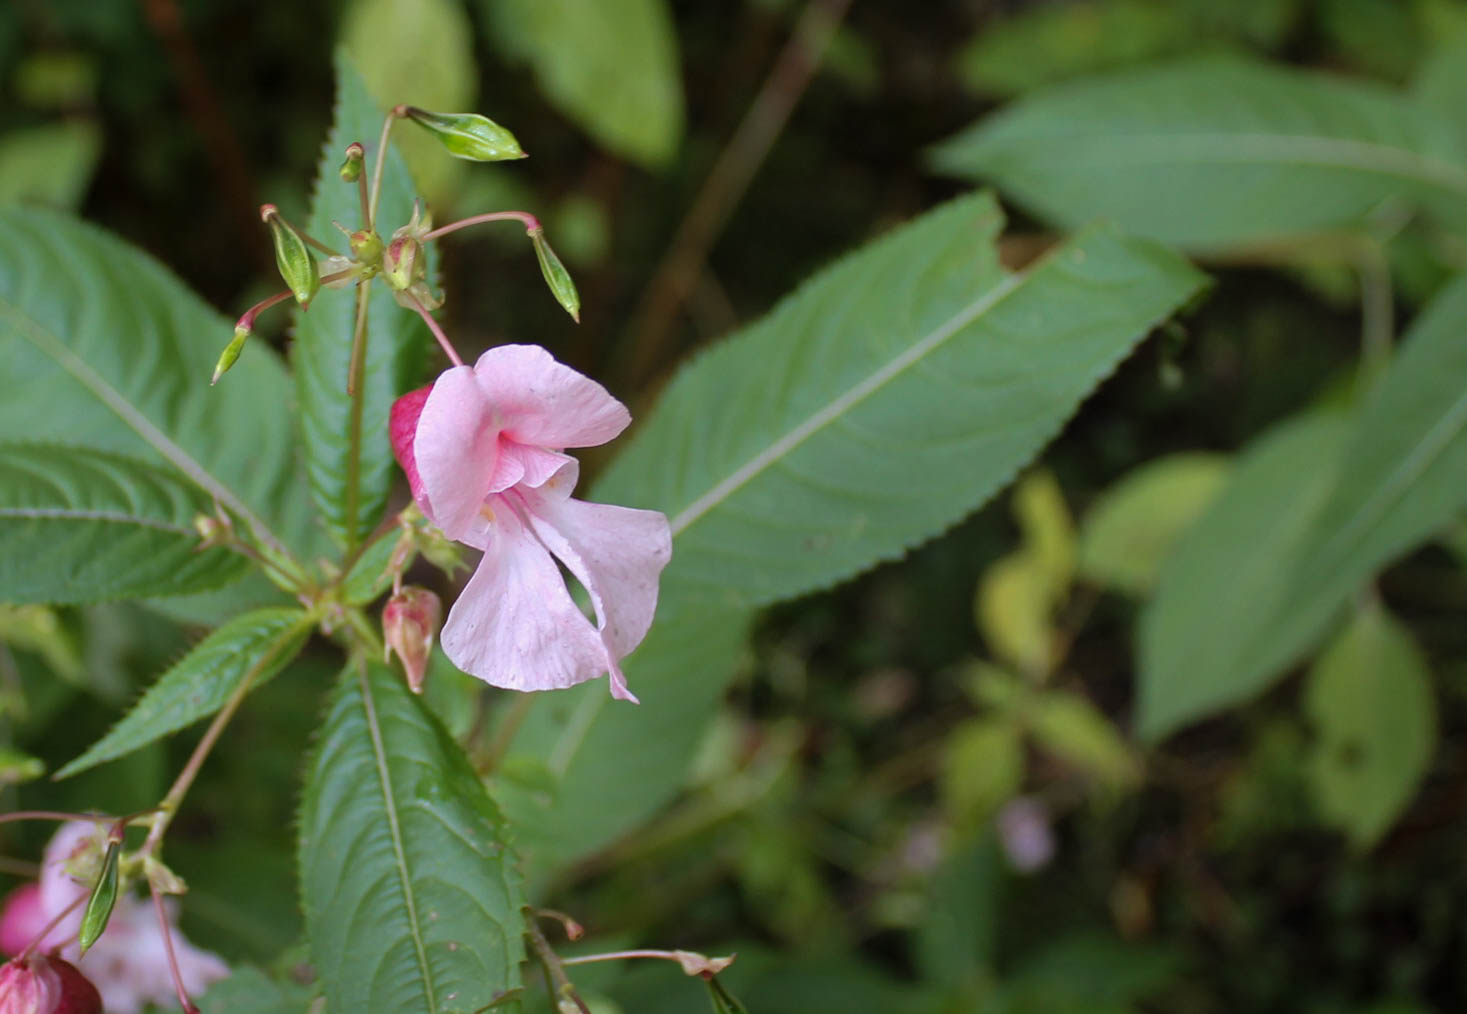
top-left (367, 112), bottom-right (400, 232)
top-left (526, 920), bottom-right (591, 1014)
top-left (344, 281), bottom-right (372, 551)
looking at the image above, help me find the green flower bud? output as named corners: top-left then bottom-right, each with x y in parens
top-left (402, 106), bottom-right (526, 162)
top-left (262, 204), bottom-right (321, 308)
top-left (350, 229), bottom-right (385, 270)
top-left (211, 324), bottom-right (250, 386)
top-left (529, 228), bottom-right (580, 322)
top-left (339, 142), bottom-right (365, 182)
top-left (78, 833), bottom-right (121, 954)
top-left (383, 235), bottom-right (425, 293)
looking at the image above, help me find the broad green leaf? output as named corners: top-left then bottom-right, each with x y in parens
top-left (0, 444), bottom-right (248, 604)
top-left (501, 191), bottom-right (1202, 871)
top-left (343, 0), bottom-right (477, 205)
top-left (1141, 274), bottom-right (1467, 738)
top-left (482, 0), bottom-right (684, 168)
top-left (600, 191), bottom-right (1206, 613)
top-left (0, 208), bottom-right (318, 562)
top-left (1304, 601), bottom-right (1436, 849)
top-left (55, 607), bottom-right (310, 778)
top-left (932, 57), bottom-right (1467, 254)
top-left (295, 53), bottom-right (427, 551)
top-left (0, 121), bottom-right (101, 208)
top-left (300, 662), bottom-right (526, 1014)
top-left (1137, 412), bottom-right (1350, 739)
top-left (1077, 452), bottom-right (1230, 595)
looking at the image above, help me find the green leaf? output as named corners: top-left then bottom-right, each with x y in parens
top-left (0, 444), bottom-right (248, 604)
top-left (501, 191), bottom-right (1202, 871)
top-left (1077, 452), bottom-right (1230, 595)
top-left (0, 121), bottom-right (102, 208)
top-left (976, 552), bottom-right (1057, 679)
top-left (1137, 412), bottom-right (1350, 739)
top-left (341, 526), bottom-right (406, 606)
top-left (200, 967), bottom-right (316, 1014)
top-left (932, 57), bottom-right (1467, 254)
top-left (295, 53), bottom-right (427, 551)
top-left (343, 0), bottom-right (478, 205)
top-left (55, 607), bottom-right (310, 778)
top-left (1304, 601), bottom-right (1436, 849)
top-left (1140, 274), bottom-right (1467, 738)
top-left (300, 662), bottom-right (526, 1014)
top-left (1028, 690), bottom-right (1140, 790)
top-left (0, 208), bottom-right (319, 561)
top-left (941, 719), bottom-right (1024, 829)
top-left (482, 0), bottom-right (685, 168)
top-left (914, 835), bottom-right (1002, 987)
top-left (602, 191), bottom-right (1205, 613)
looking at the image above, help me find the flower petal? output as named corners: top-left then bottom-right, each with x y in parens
top-left (440, 505), bottom-right (613, 692)
top-left (516, 487), bottom-right (672, 662)
top-left (487, 440), bottom-right (575, 494)
top-left (472, 344), bottom-right (630, 449)
top-left (389, 384), bottom-right (432, 512)
top-left (413, 365), bottom-right (501, 540)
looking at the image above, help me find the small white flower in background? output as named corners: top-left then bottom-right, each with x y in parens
top-left (0, 822), bottom-right (229, 1014)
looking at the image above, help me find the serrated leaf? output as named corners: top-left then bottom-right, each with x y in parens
top-left (0, 444), bottom-right (248, 604)
top-left (1304, 601), bottom-right (1436, 849)
top-left (0, 208), bottom-right (318, 563)
top-left (1077, 452), bottom-right (1230, 595)
top-left (1140, 274), bottom-right (1467, 738)
top-left (56, 607), bottom-right (310, 778)
top-left (500, 191), bottom-right (1203, 872)
top-left (482, 0), bottom-right (684, 167)
top-left (341, 526), bottom-right (406, 605)
top-left (300, 662), bottom-right (526, 1014)
top-left (933, 57), bottom-right (1467, 254)
top-left (295, 53), bottom-right (427, 551)
top-left (200, 967), bottom-right (315, 1014)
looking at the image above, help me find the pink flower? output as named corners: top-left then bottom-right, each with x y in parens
top-left (0, 954), bottom-right (101, 1014)
top-left (390, 344), bottom-right (671, 703)
top-left (0, 823), bottom-right (229, 1014)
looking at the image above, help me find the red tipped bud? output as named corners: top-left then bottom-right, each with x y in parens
top-left (0, 955), bottom-right (102, 1014)
top-left (383, 587), bottom-right (441, 693)
top-left (339, 142), bottom-right (365, 183)
top-left (349, 229), bottom-right (385, 270)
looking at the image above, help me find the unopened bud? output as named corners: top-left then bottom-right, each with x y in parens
top-left (339, 142), bottom-right (365, 182)
top-left (77, 830), bottom-right (121, 955)
top-left (383, 587), bottom-right (441, 694)
top-left (401, 106), bottom-right (526, 162)
top-left (349, 229), bottom-right (385, 270)
top-left (529, 228), bottom-right (580, 322)
top-left (211, 325), bottom-right (249, 385)
top-left (261, 204), bottom-right (321, 308)
top-left (0, 955), bottom-right (102, 1014)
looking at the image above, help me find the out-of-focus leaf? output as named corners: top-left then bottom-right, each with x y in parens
top-left (976, 552), bottom-right (1056, 680)
top-left (501, 192), bottom-right (1202, 872)
top-left (1014, 470), bottom-right (1075, 596)
top-left (933, 57), bottom-right (1467, 254)
top-left (199, 967), bottom-right (315, 1014)
top-left (914, 834), bottom-right (1002, 987)
top-left (1141, 274), bottom-right (1467, 738)
top-left (1137, 412), bottom-right (1349, 739)
top-left (0, 444), bottom-right (248, 605)
top-left (481, 0), bottom-right (684, 168)
top-left (0, 121), bottom-right (101, 208)
top-left (295, 53), bottom-right (427, 551)
top-left (55, 608), bottom-right (311, 778)
top-left (1215, 719), bottom-right (1313, 848)
top-left (1028, 690), bottom-right (1140, 790)
top-left (1412, 23), bottom-right (1467, 133)
top-left (1304, 601), bottom-right (1435, 849)
top-left (0, 605), bottom-right (81, 681)
top-left (1001, 932), bottom-right (1181, 1012)
top-left (343, 0), bottom-right (477, 205)
top-left (0, 208), bottom-right (319, 560)
top-left (955, 0), bottom-right (1195, 98)
top-left (1316, 0), bottom-right (1421, 81)
top-left (300, 662), bottom-right (526, 1014)
top-left (0, 747), bottom-right (44, 785)
top-left (942, 718), bottom-right (1024, 829)
top-left (1078, 452), bottom-right (1230, 595)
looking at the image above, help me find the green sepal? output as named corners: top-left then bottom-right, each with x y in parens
top-left (78, 835), bottom-right (121, 954)
top-left (263, 206), bottom-right (322, 307)
top-left (530, 228), bottom-right (580, 322)
top-left (402, 107), bottom-right (526, 161)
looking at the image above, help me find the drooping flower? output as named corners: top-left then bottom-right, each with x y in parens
top-left (389, 344), bottom-right (671, 702)
top-left (0, 822), bottom-right (229, 1014)
top-left (0, 954), bottom-right (101, 1014)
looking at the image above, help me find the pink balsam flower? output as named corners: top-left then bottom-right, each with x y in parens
top-left (0, 822), bottom-right (229, 1014)
top-left (390, 344), bottom-right (671, 703)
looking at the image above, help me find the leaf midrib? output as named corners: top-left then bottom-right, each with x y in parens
top-left (355, 662), bottom-right (437, 1013)
top-left (0, 300), bottom-right (292, 555)
top-left (0, 507), bottom-right (195, 534)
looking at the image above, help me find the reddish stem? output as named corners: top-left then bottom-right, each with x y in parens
top-left (148, 880), bottom-right (199, 1014)
top-left (17, 893), bottom-right (86, 961)
top-left (421, 211), bottom-right (541, 243)
top-left (404, 293), bottom-right (464, 367)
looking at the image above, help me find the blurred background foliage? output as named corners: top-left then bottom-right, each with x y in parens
top-left (3, 0), bottom-right (1467, 1011)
